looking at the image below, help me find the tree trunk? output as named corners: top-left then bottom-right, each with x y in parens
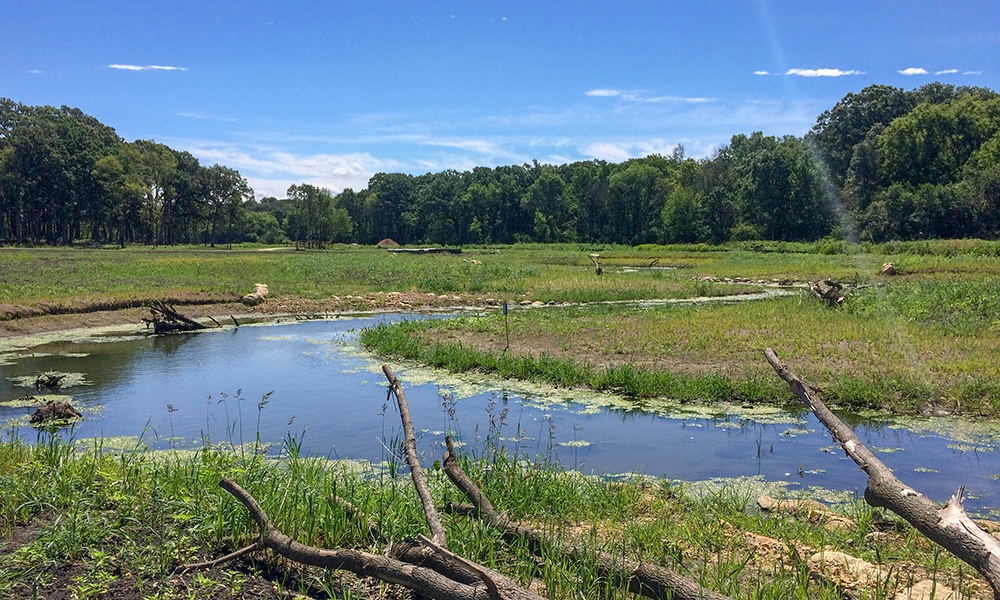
top-left (765, 348), bottom-right (1000, 598)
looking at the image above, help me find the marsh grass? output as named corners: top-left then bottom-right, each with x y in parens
top-left (0, 423), bottom-right (986, 599)
top-left (362, 282), bottom-right (1000, 415)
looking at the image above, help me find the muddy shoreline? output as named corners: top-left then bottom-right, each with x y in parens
top-left (0, 292), bottom-right (491, 341)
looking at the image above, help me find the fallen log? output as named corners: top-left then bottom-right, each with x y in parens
top-left (809, 278), bottom-right (845, 305)
top-left (765, 348), bottom-right (1000, 598)
top-left (29, 400), bottom-right (82, 424)
top-left (142, 301), bottom-right (208, 333)
top-left (441, 436), bottom-right (733, 600)
top-left (35, 372), bottom-right (67, 391)
top-left (187, 366), bottom-right (735, 599)
top-left (240, 283), bottom-right (269, 306)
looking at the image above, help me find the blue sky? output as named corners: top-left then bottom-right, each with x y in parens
top-left (3, 1), bottom-right (997, 198)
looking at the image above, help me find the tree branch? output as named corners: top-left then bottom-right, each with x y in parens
top-left (219, 477), bottom-right (544, 600)
top-left (382, 363), bottom-right (448, 547)
top-left (765, 347), bottom-right (1000, 598)
top-left (441, 436), bottom-right (734, 600)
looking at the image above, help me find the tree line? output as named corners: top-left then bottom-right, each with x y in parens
top-left (3, 82), bottom-right (999, 248)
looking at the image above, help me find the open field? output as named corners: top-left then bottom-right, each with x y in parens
top-left (3, 241), bottom-right (1000, 414)
top-left (2, 241), bottom-right (1000, 598)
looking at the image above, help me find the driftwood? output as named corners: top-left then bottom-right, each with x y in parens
top-left (440, 436), bottom-right (733, 600)
top-left (240, 283), bottom-right (269, 306)
top-left (142, 301), bottom-right (208, 333)
top-left (589, 253), bottom-right (604, 275)
top-left (765, 348), bottom-right (1000, 598)
top-left (34, 372), bottom-right (67, 391)
top-left (29, 400), bottom-right (82, 424)
top-left (809, 278), bottom-right (845, 305)
top-left (190, 365), bottom-right (734, 599)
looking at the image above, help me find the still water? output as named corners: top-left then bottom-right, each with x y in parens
top-left (2, 315), bottom-right (999, 514)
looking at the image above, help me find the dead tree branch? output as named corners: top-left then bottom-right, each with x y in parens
top-left (142, 301), bottom-right (208, 333)
top-left (382, 363), bottom-right (447, 547)
top-left (175, 540), bottom-right (262, 574)
top-left (441, 436), bottom-right (734, 600)
top-left (808, 279), bottom-right (845, 305)
top-left (217, 477), bottom-right (543, 600)
top-left (765, 348), bottom-right (1000, 598)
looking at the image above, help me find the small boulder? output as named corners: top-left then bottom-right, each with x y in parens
top-left (241, 283), bottom-right (269, 306)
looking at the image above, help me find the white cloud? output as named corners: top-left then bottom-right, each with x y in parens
top-left (964, 70), bottom-right (983, 76)
top-left (754, 70), bottom-right (770, 76)
top-left (585, 89), bottom-right (622, 98)
top-left (176, 142), bottom-right (391, 198)
top-left (419, 137), bottom-right (503, 155)
top-left (107, 64), bottom-right (188, 71)
top-left (179, 112), bottom-right (238, 123)
top-left (582, 139), bottom-right (680, 162)
top-left (936, 69), bottom-right (958, 75)
top-left (786, 68), bottom-right (862, 77)
top-left (899, 67), bottom-right (928, 76)
top-left (585, 88), bottom-right (712, 103)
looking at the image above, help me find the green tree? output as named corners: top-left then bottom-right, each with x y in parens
top-left (132, 140), bottom-right (177, 245)
top-left (878, 95), bottom-right (1000, 187)
top-left (521, 169), bottom-right (575, 242)
top-left (809, 85), bottom-right (914, 189)
top-left (204, 165), bottom-right (253, 248)
top-left (286, 183), bottom-right (337, 247)
top-left (569, 160), bottom-right (611, 242)
top-left (608, 161), bottom-right (667, 244)
top-left (660, 185), bottom-right (706, 243)
top-left (367, 172), bottom-right (415, 244)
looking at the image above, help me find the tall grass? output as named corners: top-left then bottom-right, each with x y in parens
top-left (0, 423), bottom-right (983, 599)
top-left (361, 286), bottom-right (1000, 415)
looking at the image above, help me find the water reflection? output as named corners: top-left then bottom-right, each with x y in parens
top-left (2, 315), bottom-right (999, 515)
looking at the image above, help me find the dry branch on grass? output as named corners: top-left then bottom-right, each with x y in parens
top-left (765, 347), bottom-right (1000, 598)
top-left (183, 364), bottom-right (734, 599)
top-left (184, 353), bottom-right (1000, 599)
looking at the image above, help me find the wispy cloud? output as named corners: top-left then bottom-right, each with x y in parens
top-left (584, 88), bottom-right (713, 103)
top-left (27, 69), bottom-right (43, 75)
top-left (107, 64), bottom-right (188, 71)
top-left (173, 141), bottom-right (394, 198)
top-left (585, 89), bottom-right (622, 98)
top-left (582, 139), bottom-right (681, 163)
top-left (899, 67), bottom-right (928, 76)
top-left (935, 69), bottom-right (959, 75)
top-left (964, 71), bottom-right (983, 76)
top-left (753, 70), bottom-right (770, 76)
top-left (786, 68), bottom-right (861, 77)
top-left (179, 112), bottom-right (237, 123)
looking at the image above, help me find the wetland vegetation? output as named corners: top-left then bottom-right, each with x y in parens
top-left (1, 241), bottom-right (999, 597)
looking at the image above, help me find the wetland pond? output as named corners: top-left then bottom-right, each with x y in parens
top-left (2, 313), bottom-right (999, 516)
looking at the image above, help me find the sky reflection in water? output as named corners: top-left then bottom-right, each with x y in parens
top-left (2, 315), bottom-right (998, 515)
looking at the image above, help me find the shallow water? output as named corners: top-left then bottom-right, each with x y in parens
top-left (2, 315), bottom-right (999, 515)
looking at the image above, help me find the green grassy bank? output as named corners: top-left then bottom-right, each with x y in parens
top-left (0, 429), bottom-right (986, 599)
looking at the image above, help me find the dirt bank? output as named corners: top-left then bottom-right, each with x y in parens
top-left (0, 291), bottom-right (496, 340)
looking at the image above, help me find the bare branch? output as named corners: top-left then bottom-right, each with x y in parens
top-left (219, 477), bottom-right (545, 600)
top-left (381, 363), bottom-right (448, 547)
top-left (765, 348), bottom-right (1000, 598)
top-left (441, 437), bottom-right (734, 600)
top-left (174, 540), bottom-right (262, 574)
top-left (418, 534), bottom-right (502, 599)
